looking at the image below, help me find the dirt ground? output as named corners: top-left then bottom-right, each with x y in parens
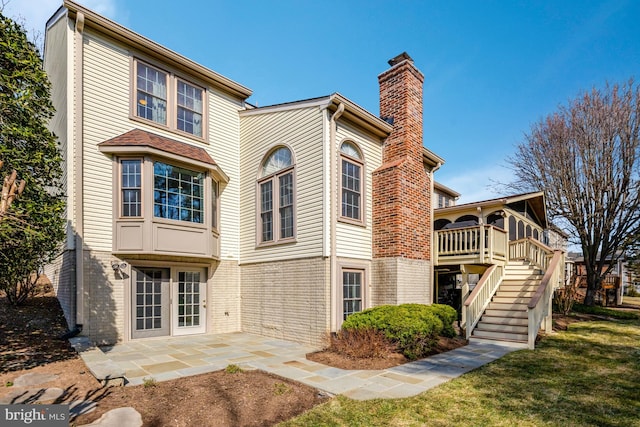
top-left (307, 335), bottom-right (468, 370)
top-left (0, 291), bottom-right (326, 426)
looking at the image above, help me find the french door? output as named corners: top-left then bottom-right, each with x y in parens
top-left (172, 268), bottom-right (206, 335)
top-left (131, 266), bottom-right (206, 338)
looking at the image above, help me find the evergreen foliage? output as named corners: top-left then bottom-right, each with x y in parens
top-left (0, 13), bottom-right (65, 305)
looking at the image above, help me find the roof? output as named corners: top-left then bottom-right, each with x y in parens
top-left (434, 181), bottom-right (460, 198)
top-left (240, 93), bottom-right (394, 139)
top-left (54, 1), bottom-right (252, 99)
top-left (435, 191), bottom-right (547, 227)
top-left (98, 129), bottom-right (229, 182)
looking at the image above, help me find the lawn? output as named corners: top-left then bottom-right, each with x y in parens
top-left (280, 311), bottom-right (640, 426)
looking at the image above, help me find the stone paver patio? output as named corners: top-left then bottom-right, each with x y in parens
top-left (77, 333), bottom-right (523, 400)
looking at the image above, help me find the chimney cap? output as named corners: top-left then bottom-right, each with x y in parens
top-left (388, 52), bottom-right (413, 66)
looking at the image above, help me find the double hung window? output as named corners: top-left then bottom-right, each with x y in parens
top-left (340, 141), bottom-right (364, 223)
top-left (134, 60), bottom-right (204, 138)
top-left (121, 159), bottom-right (142, 217)
top-left (258, 147), bottom-right (295, 244)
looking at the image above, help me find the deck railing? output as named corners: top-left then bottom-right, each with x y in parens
top-left (463, 264), bottom-right (504, 339)
top-left (435, 225), bottom-right (508, 265)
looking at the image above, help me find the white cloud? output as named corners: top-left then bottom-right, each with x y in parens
top-left (3, 0), bottom-right (120, 40)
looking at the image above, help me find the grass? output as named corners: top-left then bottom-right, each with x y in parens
top-left (224, 364), bottom-right (243, 374)
top-left (624, 295), bottom-right (640, 308)
top-left (280, 316), bottom-right (640, 426)
top-left (572, 303), bottom-right (640, 320)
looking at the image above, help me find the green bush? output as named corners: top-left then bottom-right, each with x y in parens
top-left (341, 304), bottom-right (454, 360)
top-left (426, 304), bottom-right (458, 337)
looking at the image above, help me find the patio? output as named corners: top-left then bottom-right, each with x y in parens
top-left (74, 332), bottom-right (522, 400)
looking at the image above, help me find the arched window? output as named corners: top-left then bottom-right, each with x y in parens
top-left (509, 216), bottom-right (517, 241)
top-left (486, 211), bottom-right (505, 230)
top-left (340, 141), bottom-right (364, 223)
top-left (518, 220), bottom-right (525, 239)
top-left (258, 146), bottom-right (295, 243)
top-left (454, 215), bottom-right (479, 225)
top-left (434, 219), bottom-right (451, 230)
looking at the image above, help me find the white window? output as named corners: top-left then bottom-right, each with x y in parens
top-left (134, 60), bottom-right (205, 138)
top-left (343, 269), bottom-right (363, 320)
top-left (177, 79), bottom-right (203, 137)
top-left (340, 141), bottom-right (364, 223)
top-left (258, 147), bottom-right (295, 244)
top-left (121, 159), bottom-right (142, 217)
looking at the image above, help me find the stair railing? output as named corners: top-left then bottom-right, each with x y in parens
top-left (463, 264), bottom-right (504, 339)
top-left (508, 237), bottom-right (553, 271)
top-left (527, 249), bottom-right (565, 349)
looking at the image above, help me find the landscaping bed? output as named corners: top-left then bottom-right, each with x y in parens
top-left (0, 291), bottom-right (325, 426)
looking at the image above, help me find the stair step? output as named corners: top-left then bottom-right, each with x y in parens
top-left (492, 296), bottom-right (532, 304)
top-left (488, 302), bottom-right (528, 311)
top-left (472, 329), bottom-right (528, 342)
top-left (469, 337), bottom-right (529, 348)
top-left (475, 322), bottom-right (528, 334)
top-left (501, 280), bottom-right (541, 287)
top-left (498, 284), bottom-right (539, 292)
top-left (484, 309), bottom-right (528, 318)
top-left (480, 315), bottom-right (528, 326)
top-left (504, 274), bottom-right (543, 281)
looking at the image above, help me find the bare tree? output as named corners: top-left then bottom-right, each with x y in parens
top-left (509, 80), bottom-right (640, 305)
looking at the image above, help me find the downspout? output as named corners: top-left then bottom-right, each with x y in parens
top-left (74, 11), bottom-right (85, 329)
top-left (430, 161), bottom-right (441, 303)
top-left (329, 101), bottom-right (344, 332)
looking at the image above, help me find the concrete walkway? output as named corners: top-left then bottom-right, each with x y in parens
top-left (78, 333), bottom-right (522, 400)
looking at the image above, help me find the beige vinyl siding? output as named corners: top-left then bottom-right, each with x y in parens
top-left (335, 121), bottom-right (383, 259)
top-left (44, 15), bottom-right (74, 249)
top-left (208, 92), bottom-right (243, 259)
top-left (81, 30), bottom-right (245, 255)
top-left (82, 32), bottom-right (131, 251)
top-left (239, 106), bottom-right (325, 263)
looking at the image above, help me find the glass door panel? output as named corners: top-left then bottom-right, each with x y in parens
top-left (173, 268), bottom-right (206, 335)
top-left (131, 268), bottom-right (170, 338)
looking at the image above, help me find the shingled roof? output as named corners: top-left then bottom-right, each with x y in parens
top-left (98, 129), bottom-right (217, 166)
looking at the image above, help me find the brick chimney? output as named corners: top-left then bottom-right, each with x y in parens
top-left (372, 53), bottom-right (432, 305)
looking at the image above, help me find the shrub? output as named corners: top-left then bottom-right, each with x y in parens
top-left (342, 304), bottom-right (447, 360)
top-left (328, 328), bottom-right (397, 359)
top-left (554, 282), bottom-right (579, 315)
top-left (426, 304), bottom-right (458, 337)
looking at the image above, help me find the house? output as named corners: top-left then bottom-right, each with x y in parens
top-left (569, 252), bottom-right (634, 305)
top-left (43, 1), bottom-right (444, 347)
top-left (433, 192), bottom-right (566, 348)
top-left (43, 1), bottom-right (564, 350)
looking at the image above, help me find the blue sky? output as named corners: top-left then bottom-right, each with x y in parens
top-left (6, 0), bottom-right (640, 203)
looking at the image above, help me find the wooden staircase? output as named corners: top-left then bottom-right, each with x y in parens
top-left (470, 261), bottom-right (542, 346)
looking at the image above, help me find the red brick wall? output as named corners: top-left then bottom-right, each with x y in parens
top-left (373, 55), bottom-right (432, 260)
